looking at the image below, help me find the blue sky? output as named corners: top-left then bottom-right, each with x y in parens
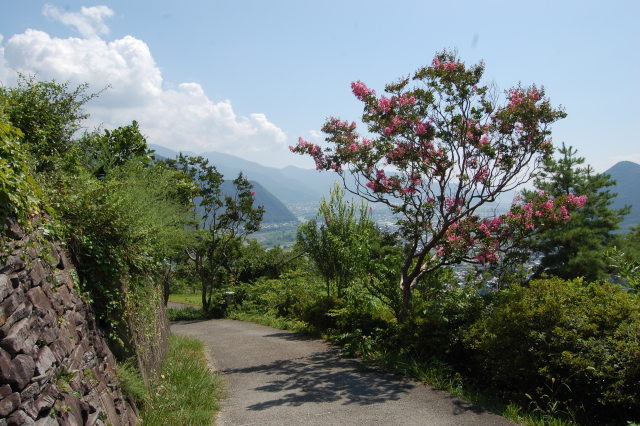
top-left (1, 1), bottom-right (639, 171)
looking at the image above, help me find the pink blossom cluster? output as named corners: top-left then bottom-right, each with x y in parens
top-left (325, 117), bottom-right (357, 132)
top-left (365, 169), bottom-right (401, 192)
top-left (351, 80), bottom-right (375, 100)
top-left (415, 121), bottom-right (429, 135)
top-left (434, 192), bottom-right (586, 266)
top-left (445, 196), bottom-right (464, 212)
top-left (507, 88), bottom-right (542, 109)
top-left (432, 58), bottom-right (460, 71)
top-left (385, 142), bottom-right (408, 161)
top-left (475, 248), bottom-right (499, 265)
top-left (377, 96), bottom-right (394, 114)
top-left (397, 94), bottom-right (417, 106)
top-left (566, 193), bottom-right (587, 208)
top-left (474, 167), bottom-right (490, 182)
top-left (383, 116), bottom-right (405, 136)
top-left (289, 137), bottom-right (325, 170)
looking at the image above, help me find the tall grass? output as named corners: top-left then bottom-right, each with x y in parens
top-left (141, 334), bottom-right (223, 425)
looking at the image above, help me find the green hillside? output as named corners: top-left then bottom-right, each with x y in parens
top-left (220, 180), bottom-right (297, 224)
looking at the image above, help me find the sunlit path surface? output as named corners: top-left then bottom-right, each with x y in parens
top-left (172, 319), bottom-right (514, 426)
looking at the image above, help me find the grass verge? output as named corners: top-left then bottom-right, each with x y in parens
top-left (228, 310), bottom-right (313, 334)
top-left (140, 334), bottom-right (223, 425)
top-left (168, 292), bottom-right (202, 306)
top-left (167, 306), bottom-right (209, 321)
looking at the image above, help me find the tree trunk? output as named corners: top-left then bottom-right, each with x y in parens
top-left (162, 266), bottom-right (171, 306)
top-left (201, 285), bottom-right (210, 312)
top-left (399, 278), bottom-right (413, 322)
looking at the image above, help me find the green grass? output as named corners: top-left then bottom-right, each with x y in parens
top-left (115, 361), bottom-right (148, 407)
top-left (167, 306), bottom-right (208, 321)
top-left (229, 310), bottom-right (313, 334)
top-left (169, 292), bottom-right (202, 307)
top-left (141, 334), bottom-right (223, 425)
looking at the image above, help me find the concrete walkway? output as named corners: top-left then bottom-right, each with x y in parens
top-left (171, 319), bottom-right (514, 426)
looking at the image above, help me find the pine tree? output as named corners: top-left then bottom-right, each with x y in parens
top-left (524, 144), bottom-right (629, 280)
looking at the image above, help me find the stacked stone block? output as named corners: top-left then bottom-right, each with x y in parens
top-left (0, 219), bottom-right (139, 425)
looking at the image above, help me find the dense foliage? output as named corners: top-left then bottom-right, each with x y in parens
top-left (465, 278), bottom-right (640, 421)
top-left (0, 119), bottom-right (39, 223)
top-left (524, 144), bottom-right (628, 280)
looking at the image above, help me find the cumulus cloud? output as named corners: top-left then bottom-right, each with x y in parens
top-left (308, 129), bottom-right (324, 142)
top-left (0, 7), bottom-right (288, 165)
top-left (43, 4), bottom-right (114, 39)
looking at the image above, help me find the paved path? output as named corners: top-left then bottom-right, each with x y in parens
top-left (171, 319), bottom-right (514, 426)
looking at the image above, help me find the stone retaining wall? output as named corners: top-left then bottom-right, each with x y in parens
top-left (0, 219), bottom-right (139, 425)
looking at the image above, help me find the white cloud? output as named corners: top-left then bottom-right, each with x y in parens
top-left (43, 4), bottom-right (114, 39)
top-left (308, 129), bottom-right (323, 142)
top-left (0, 13), bottom-right (288, 166)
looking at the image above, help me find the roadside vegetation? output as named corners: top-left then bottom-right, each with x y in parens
top-left (140, 335), bottom-right (223, 425)
top-left (3, 52), bottom-right (639, 425)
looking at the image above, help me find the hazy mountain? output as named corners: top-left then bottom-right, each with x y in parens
top-left (605, 161), bottom-right (640, 232)
top-left (150, 144), bottom-right (298, 224)
top-left (149, 144), bottom-right (339, 204)
top-left (220, 180), bottom-right (297, 224)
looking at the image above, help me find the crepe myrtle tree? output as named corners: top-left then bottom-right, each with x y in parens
top-left (290, 51), bottom-right (586, 318)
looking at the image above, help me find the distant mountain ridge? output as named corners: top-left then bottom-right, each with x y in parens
top-left (150, 144), bottom-right (341, 204)
top-left (220, 180), bottom-right (297, 224)
top-left (150, 145), bottom-right (297, 224)
top-left (605, 160), bottom-right (640, 232)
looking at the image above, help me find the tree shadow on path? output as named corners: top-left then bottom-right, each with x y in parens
top-left (222, 350), bottom-right (416, 411)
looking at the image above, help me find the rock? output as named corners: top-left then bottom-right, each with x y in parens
top-left (49, 340), bottom-right (70, 364)
top-left (1, 218), bottom-right (23, 240)
top-left (1, 301), bottom-right (33, 334)
top-left (21, 397), bottom-right (38, 419)
top-left (0, 391), bottom-right (20, 417)
top-left (0, 291), bottom-right (27, 329)
top-left (1, 317), bottom-right (37, 355)
top-left (27, 287), bottom-right (52, 316)
top-left (9, 274), bottom-right (20, 288)
top-left (55, 286), bottom-right (72, 307)
top-left (34, 415), bottom-right (59, 426)
top-left (20, 382), bottom-right (40, 400)
top-left (0, 384), bottom-right (12, 399)
top-left (3, 256), bottom-right (25, 274)
top-left (48, 244), bottom-right (61, 270)
top-left (57, 394), bottom-right (83, 426)
top-left (35, 346), bottom-right (56, 376)
top-left (56, 250), bottom-right (71, 271)
top-left (0, 274), bottom-right (11, 301)
top-left (7, 409), bottom-right (35, 426)
top-left (31, 374), bottom-right (50, 387)
top-left (0, 348), bottom-right (12, 382)
top-left (29, 262), bottom-right (47, 288)
top-left (9, 354), bottom-right (36, 391)
top-left (33, 385), bottom-right (56, 414)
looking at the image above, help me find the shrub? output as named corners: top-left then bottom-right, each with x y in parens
top-left (0, 121), bottom-right (40, 223)
top-left (235, 272), bottom-right (322, 320)
top-left (464, 277), bottom-right (640, 422)
top-left (298, 295), bottom-right (341, 330)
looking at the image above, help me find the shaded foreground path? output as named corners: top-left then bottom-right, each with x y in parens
top-left (171, 319), bottom-right (514, 426)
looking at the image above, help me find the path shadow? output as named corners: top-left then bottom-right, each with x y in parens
top-left (262, 331), bottom-right (318, 342)
top-left (223, 350), bottom-right (416, 411)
